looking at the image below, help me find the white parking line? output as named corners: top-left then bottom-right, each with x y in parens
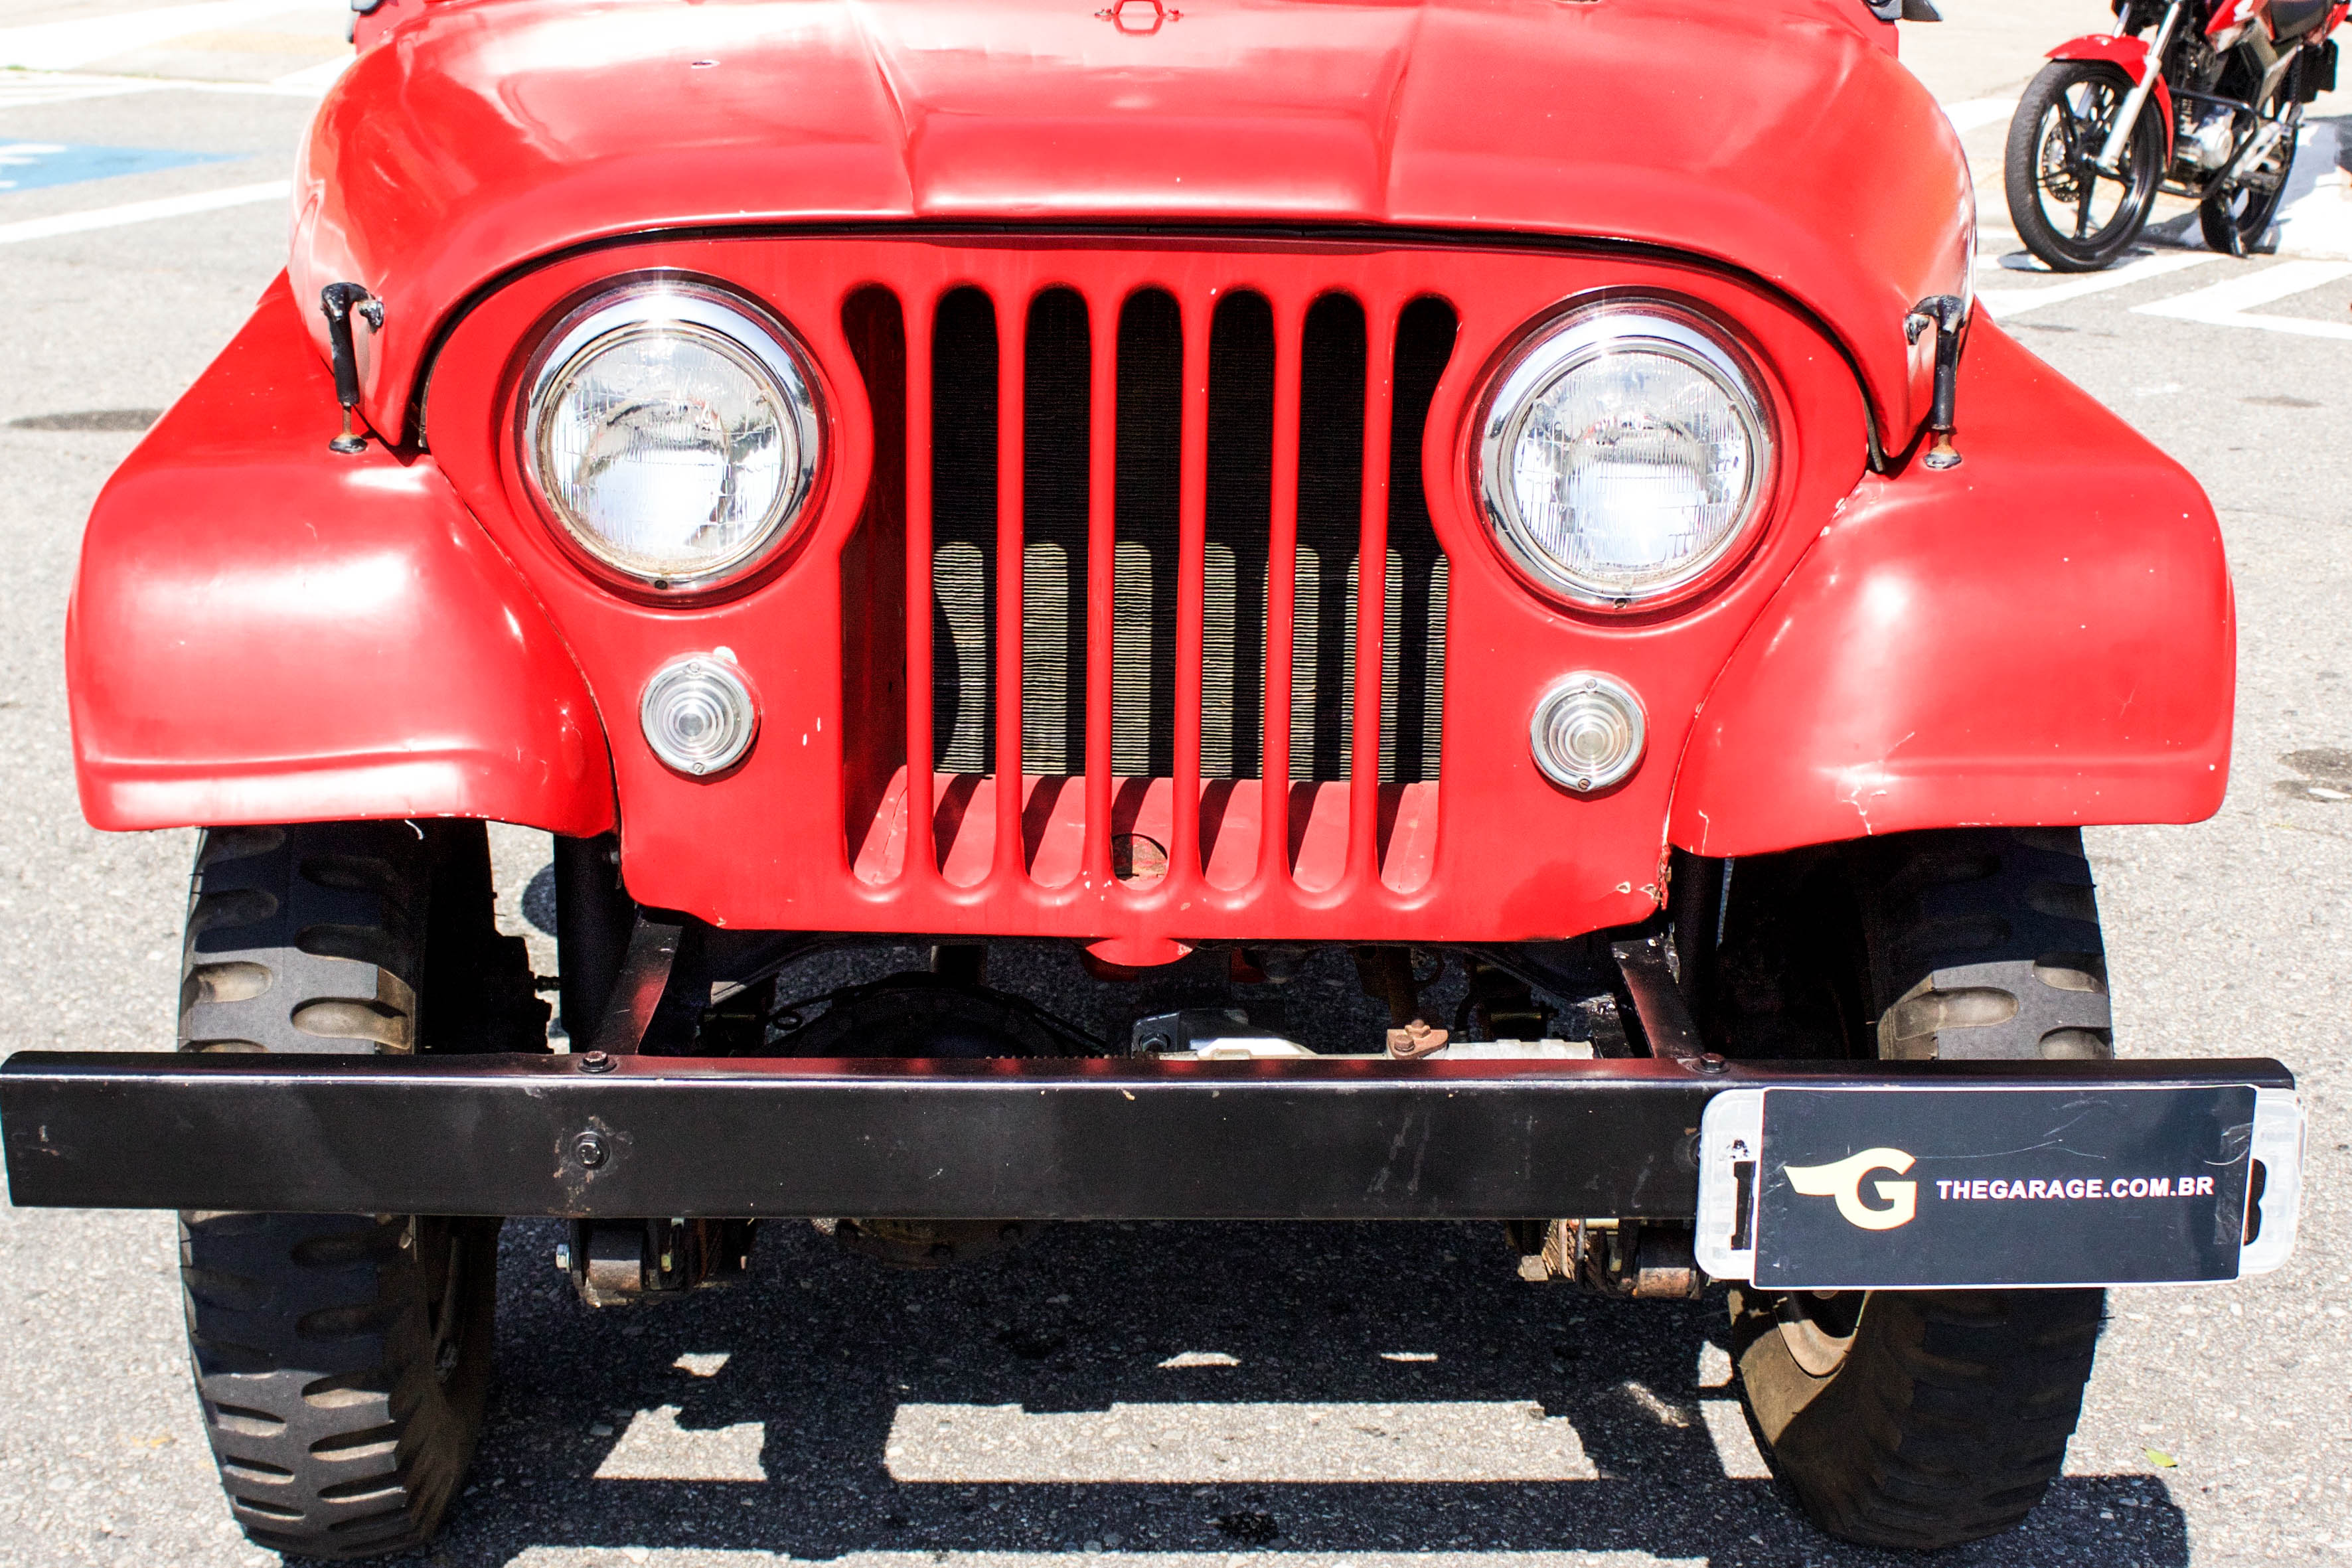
top-left (0, 0), bottom-right (343, 71)
top-left (1976, 252), bottom-right (2222, 318)
top-left (0, 69), bottom-right (331, 106)
top-left (270, 54), bottom-right (348, 91)
top-left (2134, 259), bottom-right (2352, 339)
top-left (1944, 96), bottom-right (2018, 134)
top-left (0, 179), bottom-right (287, 244)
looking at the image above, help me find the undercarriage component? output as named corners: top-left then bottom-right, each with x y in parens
top-left (1353, 947), bottom-right (1452, 1054)
top-left (1387, 1018), bottom-right (1450, 1058)
top-left (773, 971), bottom-right (1104, 1058)
top-left (590, 913), bottom-right (687, 1055)
top-left (765, 971), bottom-right (1098, 1261)
top-left (1460, 958), bottom-right (1551, 1042)
top-left (1509, 1217), bottom-right (1705, 1298)
top-left (1132, 1008), bottom-right (1315, 1058)
top-left (554, 830), bottom-right (633, 1040)
top-left (565, 1216), bottom-right (753, 1306)
top-left (1611, 933), bottom-right (1721, 1069)
top-left (1133, 1007), bottom-right (1594, 1060)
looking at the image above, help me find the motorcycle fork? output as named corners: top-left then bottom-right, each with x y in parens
top-left (2098, 0), bottom-right (2190, 173)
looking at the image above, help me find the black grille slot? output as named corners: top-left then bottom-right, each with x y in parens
top-left (1204, 291), bottom-right (1275, 781)
top-left (1022, 288), bottom-right (1091, 776)
top-left (1292, 294), bottom-right (1368, 781)
top-left (929, 287), bottom-right (998, 773)
top-left (1382, 297), bottom-right (1456, 785)
top-left (1110, 290), bottom-right (1183, 778)
top-left (838, 286), bottom-right (909, 852)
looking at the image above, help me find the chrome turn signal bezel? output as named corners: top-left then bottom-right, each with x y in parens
top-left (1529, 672), bottom-right (1646, 793)
top-left (639, 652), bottom-right (759, 777)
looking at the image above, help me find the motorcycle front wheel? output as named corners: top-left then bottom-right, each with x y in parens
top-left (2005, 61), bottom-right (2166, 273)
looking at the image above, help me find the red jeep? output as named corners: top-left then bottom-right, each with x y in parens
top-left (0, 0), bottom-right (2304, 1556)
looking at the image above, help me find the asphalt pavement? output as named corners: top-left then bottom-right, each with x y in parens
top-left (1, 2), bottom-right (2350, 1565)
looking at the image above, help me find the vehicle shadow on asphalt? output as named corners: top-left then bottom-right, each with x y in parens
top-left (428, 1218), bottom-right (2187, 1567)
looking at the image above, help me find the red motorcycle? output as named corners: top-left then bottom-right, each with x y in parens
top-left (2007, 0), bottom-right (2345, 270)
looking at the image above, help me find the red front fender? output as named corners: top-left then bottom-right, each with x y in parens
top-left (2045, 34), bottom-right (2176, 160)
top-left (1668, 319), bottom-right (2232, 858)
top-left (68, 274), bottom-right (616, 836)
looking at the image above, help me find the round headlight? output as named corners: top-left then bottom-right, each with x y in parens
top-left (526, 283), bottom-right (821, 590)
top-left (1476, 303), bottom-right (1772, 610)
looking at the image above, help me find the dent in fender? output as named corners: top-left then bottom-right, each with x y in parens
top-left (68, 273), bottom-right (615, 836)
top-left (1669, 319), bottom-right (2232, 858)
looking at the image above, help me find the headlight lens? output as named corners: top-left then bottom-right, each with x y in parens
top-left (526, 284), bottom-right (821, 589)
top-left (1477, 303), bottom-right (1772, 609)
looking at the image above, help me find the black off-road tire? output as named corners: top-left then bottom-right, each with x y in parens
top-left (1861, 826), bottom-right (2112, 1063)
top-left (1733, 826), bottom-right (2112, 1549)
top-left (178, 821), bottom-right (542, 1559)
top-left (1732, 1287), bottom-right (2108, 1549)
top-left (179, 1211), bottom-right (501, 1557)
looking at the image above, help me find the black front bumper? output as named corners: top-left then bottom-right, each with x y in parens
top-left (0, 1051), bottom-right (2296, 1221)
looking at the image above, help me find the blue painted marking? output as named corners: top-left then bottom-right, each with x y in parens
top-left (0, 143), bottom-right (236, 193)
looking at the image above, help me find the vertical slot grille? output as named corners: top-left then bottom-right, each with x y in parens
top-left (841, 259), bottom-right (1457, 888)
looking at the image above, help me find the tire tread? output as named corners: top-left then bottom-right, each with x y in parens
top-left (176, 821), bottom-right (514, 1559)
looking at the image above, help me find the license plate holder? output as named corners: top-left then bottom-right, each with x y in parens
top-left (1695, 1080), bottom-right (2303, 1290)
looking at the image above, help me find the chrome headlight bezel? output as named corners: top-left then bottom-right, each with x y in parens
top-left (1474, 299), bottom-right (1776, 613)
top-left (521, 279), bottom-right (824, 594)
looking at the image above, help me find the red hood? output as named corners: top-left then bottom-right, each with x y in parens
top-left (292, 0), bottom-right (1969, 446)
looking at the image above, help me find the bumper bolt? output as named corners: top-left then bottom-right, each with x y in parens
top-left (1695, 1053), bottom-right (1729, 1075)
top-left (580, 1050), bottom-right (615, 1073)
top-left (574, 1131), bottom-right (609, 1168)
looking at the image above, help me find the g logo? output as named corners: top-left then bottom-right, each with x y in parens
top-left (1784, 1147), bottom-right (1918, 1230)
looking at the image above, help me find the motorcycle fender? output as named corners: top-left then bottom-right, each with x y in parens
top-left (2046, 34), bottom-right (2176, 159)
top-left (1668, 319), bottom-right (2231, 859)
top-left (68, 273), bottom-right (615, 836)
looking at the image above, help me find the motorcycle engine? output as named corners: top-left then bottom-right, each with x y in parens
top-left (2180, 102), bottom-right (2239, 171)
